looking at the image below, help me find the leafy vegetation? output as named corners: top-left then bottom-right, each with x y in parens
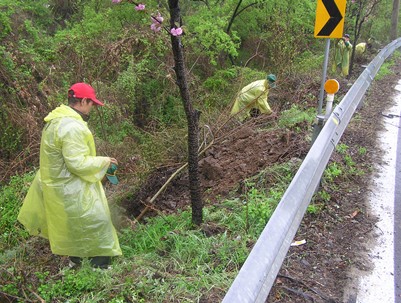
top-left (0, 159), bottom-right (299, 302)
top-left (0, 172), bottom-right (34, 250)
top-left (0, 140), bottom-right (374, 301)
top-left (0, 0), bottom-right (398, 301)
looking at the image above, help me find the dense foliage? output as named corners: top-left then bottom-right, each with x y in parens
top-left (0, 0), bottom-right (398, 301)
top-left (0, 0), bottom-right (395, 180)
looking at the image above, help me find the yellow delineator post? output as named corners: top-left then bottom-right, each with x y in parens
top-left (324, 79), bottom-right (340, 117)
top-left (324, 79), bottom-right (340, 94)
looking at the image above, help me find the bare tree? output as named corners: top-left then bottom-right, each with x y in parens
top-left (390, 0), bottom-right (400, 40)
top-left (168, 0), bottom-right (203, 225)
top-left (225, 0), bottom-right (259, 64)
top-left (347, 0), bottom-right (381, 77)
top-left (49, 0), bottom-right (78, 23)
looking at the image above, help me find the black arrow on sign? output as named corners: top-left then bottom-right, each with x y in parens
top-left (317, 0), bottom-right (343, 36)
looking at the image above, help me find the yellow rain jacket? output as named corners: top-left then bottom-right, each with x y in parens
top-left (355, 42), bottom-right (366, 57)
top-left (231, 79), bottom-right (272, 121)
top-left (332, 39), bottom-right (352, 77)
top-left (18, 104), bottom-right (122, 257)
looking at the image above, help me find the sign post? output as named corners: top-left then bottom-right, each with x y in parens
top-left (312, 0), bottom-right (347, 144)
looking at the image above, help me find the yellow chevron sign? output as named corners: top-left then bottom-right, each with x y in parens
top-left (314, 0), bottom-right (347, 38)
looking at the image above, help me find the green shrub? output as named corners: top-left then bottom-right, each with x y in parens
top-left (0, 10), bottom-right (12, 39)
top-left (243, 184), bottom-right (275, 233)
top-left (160, 95), bottom-right (185, 124)
top-left (90, 104), bottom-right (137, 144)
top-left (376, 51), bottom-right (401, 80)
top-left (0, 123), bottom-right (24, 160)
top-left (376, 61), bottom-right (392, 80)
top-left (278, 104), bottom-right (315, 129)
top-left (38, 266), bottom-right (109, 301)
top-left (0, 171), bottom-right (35, 251)
top-left (307, 203), bottom-right (323, 214)
top-left (241, 161), bottom-right (301, 234)
top-left (294, 51), bottom-right (325, 73)
top-left (203, 68), bottom-right (238, 92)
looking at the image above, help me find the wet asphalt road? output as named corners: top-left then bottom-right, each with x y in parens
top-left (395, 108), bottom-right (401, 302)
top-left (351, 81), bottom-right (401, 303)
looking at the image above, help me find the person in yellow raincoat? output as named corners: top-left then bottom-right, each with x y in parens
top-left (18, 83), bottom-right (122, 269)
top-left (332, 34), bottom-right (352, 77)
top-left (231, 74), bottom-right (276, 121)
top-left (355, 42), bottom-right (366, 57)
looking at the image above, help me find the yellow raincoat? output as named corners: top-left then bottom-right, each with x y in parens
top-left (355, 42), bottom-right (366, 57)
top-left (18, 104), bottom-right (122, 257)
top-left (332, 39), bottom-right (352, 77)
top-left (231, 79), bottom-right (272, 121)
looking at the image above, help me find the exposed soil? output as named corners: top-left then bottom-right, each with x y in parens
top-left (122, 117), bottom-right (311, 219)
top-left (119, 58), bottom-right (401, 302)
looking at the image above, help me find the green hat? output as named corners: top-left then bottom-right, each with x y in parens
top-left (267, 74), bottom-right (276, 87)
top-left (106, 163), bottom-right (119, 185)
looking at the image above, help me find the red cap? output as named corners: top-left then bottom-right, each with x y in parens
top-left (69, 83), bottom-right (104, 106)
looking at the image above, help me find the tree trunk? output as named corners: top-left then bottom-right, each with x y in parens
top-left (348, 0), bottom-right (381, 76)
top-left (390, 0), bottom-right (400, 41)
top-left (168, 0), bottom-right (203, 225)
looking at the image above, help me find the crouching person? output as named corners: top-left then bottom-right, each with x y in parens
top-left (18, 83), bottom-right (122, 269)
top-left (231, 74), bottom-right (276, 121)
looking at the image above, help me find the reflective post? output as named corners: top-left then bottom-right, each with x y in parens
top-left (312, 78), bottom-right (340, 145)
top-left (324, 79), bottom-right (340, 117)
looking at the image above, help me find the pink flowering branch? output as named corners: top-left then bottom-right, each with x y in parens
top-left (112, 0), bottom-right (183, 36)
top-left (135, 3), bottom-right (145, 10)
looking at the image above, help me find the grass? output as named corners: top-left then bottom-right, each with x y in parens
top-left (375, 50), bottom-right (401, 80)
top-left (0, 166), bottom-right (373, 301)
top-left (0, 202), bottom-right (250, 302)
top-left (0, 160), bottom-right (301, 302)
top-left (0, 124), bottom-right (373, 302)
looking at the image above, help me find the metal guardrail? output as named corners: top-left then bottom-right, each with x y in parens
top-left (222, 38), bottom-right (401, 303)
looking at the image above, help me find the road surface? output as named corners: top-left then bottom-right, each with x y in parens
top-left (345, 79), bottom-right (401, 303)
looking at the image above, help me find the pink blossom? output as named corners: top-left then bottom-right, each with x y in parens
top-left (152, 12), bottom-right (163, 24)
top-left (150, 12), bottom-right (163, 32)
top-left (135, 4), bottom-right (145, 10)
top-left (112, 0), bottom-right (122, 3)
top-left (151, 23), bottom-right (162, 32)
top-left (170, 27), bottom-right (183, 36)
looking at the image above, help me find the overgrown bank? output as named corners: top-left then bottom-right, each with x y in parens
top-left (1, 0), bottom-right (400, 302)
top-left (1, 55), bottom-right (400, 301)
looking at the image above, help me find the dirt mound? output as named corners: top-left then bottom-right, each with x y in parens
top-left (199, 124), bottom-right (308, 198)
top-left (121, 117), bottom-right (310, 218)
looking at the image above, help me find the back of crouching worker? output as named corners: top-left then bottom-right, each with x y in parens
top-left (18, 82), bottom-right (122, 269)
top-left (231, 73), bottom-right (276, 121)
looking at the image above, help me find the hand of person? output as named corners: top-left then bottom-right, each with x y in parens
top-left (109, 158), bottom-right (118, 166)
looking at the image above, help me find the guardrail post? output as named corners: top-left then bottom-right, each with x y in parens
top-left (312, 115), bottom-right (325, 144)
